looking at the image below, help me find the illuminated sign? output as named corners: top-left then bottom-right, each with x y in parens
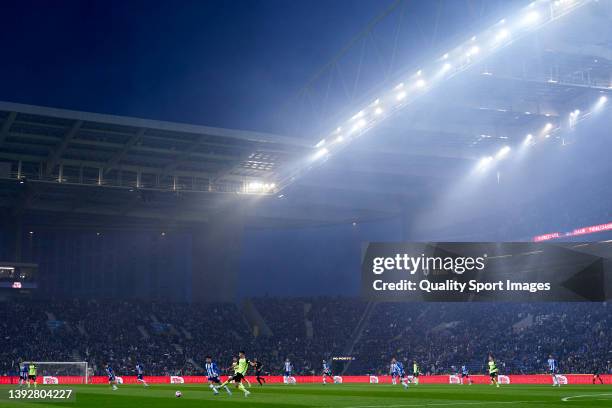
top-left (533, 222), bottom-right (612, 242)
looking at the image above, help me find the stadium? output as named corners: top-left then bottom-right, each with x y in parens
top-left (0, 0), bottom-right (611, 407)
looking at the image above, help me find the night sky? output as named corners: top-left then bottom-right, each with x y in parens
top-left (1, 0), bottom-right (528, 136)
top-left (1, 0), bottom-right (394, 133)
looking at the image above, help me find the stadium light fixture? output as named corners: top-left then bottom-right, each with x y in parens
top-left (352, 118), bottom-right (367, 132)
top-left (522, 11), bottom-right (540, 25)
top-left (312, 147), bottom-right (329, 160)
top-left (374, 107), bottom-right (383, 115)
top-left (352, 110), bottom-right (365, 120)
top-left (477, 156), bottom-right (494, 170)
top-left (247, 181), bottom-right (263, 190)
top-left (495, 29), bottom-right (510, 42)
top-left (315, 139), bottom-right (326, 148)
top-left (335, 135), bottom-right (344, 143)
top-left (496, 145), bottom-right (511, 159)
top-left (594, 95), bottom-right (608, 110)
top-left (246, 181), bottom-right (277, 194)
top-left (479, 94), bottom-right (609, 170)
top-left (279, 0), bottom-right (592, 192)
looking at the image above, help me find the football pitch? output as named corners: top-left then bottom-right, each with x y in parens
top-left (1, 384), bottom-right (611, 407)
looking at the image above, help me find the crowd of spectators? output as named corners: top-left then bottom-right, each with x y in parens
top-left (1, 297), bottom-right (609, 377)
top-left (354, 302), bottom-right (611, 375)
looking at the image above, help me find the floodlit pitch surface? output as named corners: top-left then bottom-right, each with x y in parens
top-left (1, 384), bottom-right (611, 407)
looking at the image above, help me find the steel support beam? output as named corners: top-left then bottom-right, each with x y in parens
top-left (103, 128), bottom-right (145, 175)
top-left (0, 111), bottom-right (16, 148)
top-left (44, 120), bottom-right (83, 176)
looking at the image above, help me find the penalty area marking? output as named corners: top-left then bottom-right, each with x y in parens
top-left (561, 394), bottom-right (612, 402)
top-left (345, 401), bottom-right (534, 408)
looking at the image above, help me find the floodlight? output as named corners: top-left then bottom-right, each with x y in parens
top-left (312, 148), bottom-right (329, 160)
top-left (496, 146), bottom-right (511, 159)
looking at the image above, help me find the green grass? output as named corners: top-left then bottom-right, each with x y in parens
top-left (1, 384), bottom-right (611, 407)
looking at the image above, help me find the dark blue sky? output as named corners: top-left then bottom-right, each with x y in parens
top-left (1, 0), bottom-right (396, 133)
top-left (1, 0), bottom-right (527, 135)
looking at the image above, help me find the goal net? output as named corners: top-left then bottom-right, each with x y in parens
top-left (23, 362), bottom-right (89, 384)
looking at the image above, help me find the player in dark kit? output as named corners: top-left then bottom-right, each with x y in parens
top-left (250, 358), bottom-right (266, 386)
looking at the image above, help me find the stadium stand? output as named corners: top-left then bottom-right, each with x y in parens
top-left (1, 298), bottom-right (609, 377)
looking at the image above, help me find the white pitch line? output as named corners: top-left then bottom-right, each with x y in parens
top-left (345, 401), bottom-right (535, 408)
top-left (561, 393), bottom-right (612, 402)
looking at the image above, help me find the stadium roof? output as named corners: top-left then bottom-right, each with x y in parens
top-left (0, 101), bottom-right (317, 228)
top-left (0, 0), bottom-right (611, 229)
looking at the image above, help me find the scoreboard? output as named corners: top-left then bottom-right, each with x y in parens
top-left (0, 263), bottom-right (38, 290)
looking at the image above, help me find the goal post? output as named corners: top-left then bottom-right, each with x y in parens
top-left (22, 362), bottom-right (89, 384)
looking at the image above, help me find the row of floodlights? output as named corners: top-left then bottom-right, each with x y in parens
top-left (477, 95), bottom-right (607, 171)
top-left (309, 0), bottom-right (584, 163)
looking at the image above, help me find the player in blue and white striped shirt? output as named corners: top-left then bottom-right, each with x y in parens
top-left (105, 363), bottom-right (118, 391)
top-left (19, 363), bottom-right (28, 387)
top-left (390, 358), bottom-right (409, 389)
top-left (396, 360), bottom-right (409, 389)
top-left (461, 365), bottom-right (472, 385)
top-left (205, 356), bottom-right (232, 395)
top-left (322, 360), bottom-right (332, 384)
top-left (135, 363), bottom-right (148, 387)
top-left (390, 359), bottom-right (399, 384)
top-left (283, 359), bottom-right (295, 385)
top-left (548, 355), bottom-right (560, 387)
